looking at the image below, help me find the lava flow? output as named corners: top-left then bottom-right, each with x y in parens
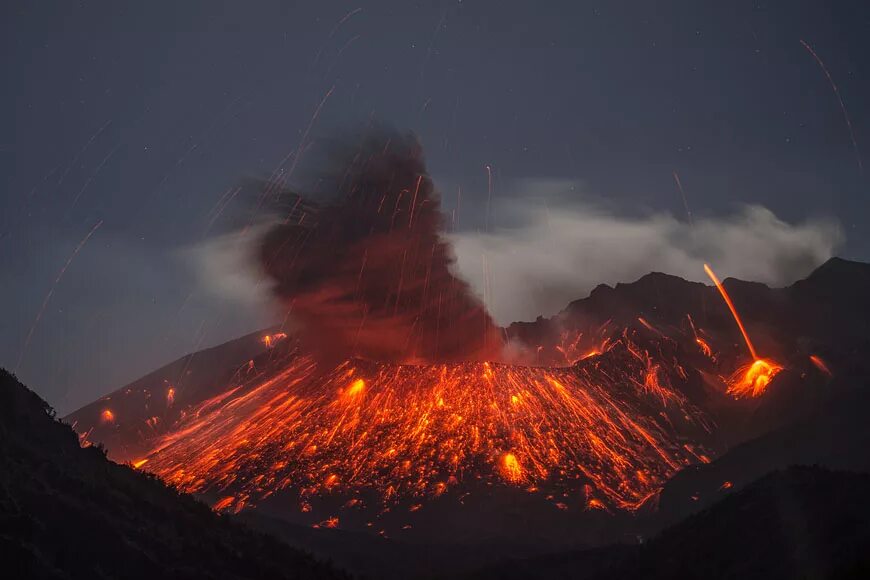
top-left (132, 329), bottom-right (715, 516)
top-left (704, 263), bottom-right (782, 398)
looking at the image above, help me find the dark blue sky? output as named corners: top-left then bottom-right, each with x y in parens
top-left (2, 1), bottom-right (868, 412)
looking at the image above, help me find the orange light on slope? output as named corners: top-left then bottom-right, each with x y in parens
top-left (132, 458), bottom-right (149, 469)
top-left (134, 342), bottom-right (717, 514)
top-left (695, 337), bottom-right (713, 358)
top-left (101, 409), bottom-right (115, 423)
top-left (500, 452), bottom-right (525, 483)
top-left (262, 332), bottom-right (288, 348)
top-left (727, 358), bottom-right (782, 398)
top-left (345, 378), bottom-right (366, 397)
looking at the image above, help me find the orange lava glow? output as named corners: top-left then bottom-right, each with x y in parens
top-left (727, 358), bottom-right (783, 398)
top-left (500, 452), bottom-right (525, 483)
top-left (134, 334), bottom-right (714, 514)
top-left (695, 337), bottom-right (713, 359)
top-left (262, 332), bottom-right (288, 348)
top-left (704, 264), bottom-right (783, 398)
top-left (101, 409), bottom-right (115, 423)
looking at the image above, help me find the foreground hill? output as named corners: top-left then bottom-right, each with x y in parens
top-left (472, 466), bottom-right (870, 580)
top-left (657, 388), bottom-right (870, 527)
top-left (0, 369), bottom-right (345, 580)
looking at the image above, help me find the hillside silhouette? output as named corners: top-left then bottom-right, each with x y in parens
top-left (472, 466), bottom-right (870, 580)
top-left (0, 368), bottom-right (347, 580)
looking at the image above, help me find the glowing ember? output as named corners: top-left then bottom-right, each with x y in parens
top-left (499, 453), bottom-right (525, 483)
top-left (695, 337), bottom-right (713, 359)
top-left (101, 409), bottom-right (115, 423)
top-left (727, 358), bottom-right (783, 398)
top-left (262, 333), bottom-right (288, 348)
top-left (313, 516), bottom-right (340, 529)
top-left (809, 354), bottom-right (832, 376)
top-left (132, 458), bottom-right (149, 469)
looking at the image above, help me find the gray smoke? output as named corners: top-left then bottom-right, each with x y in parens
top-left (450, 180), bottom-right (843, 324)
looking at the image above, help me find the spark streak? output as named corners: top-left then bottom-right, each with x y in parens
top-left (672, 170), bottom-right (693, 227)
top-left (15, 220), bottom-right (103, 371)
top-left (800, 39), bottom-right (863, 175)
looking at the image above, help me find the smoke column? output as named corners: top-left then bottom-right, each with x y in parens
top-left (259, 128), bottom-right (502, 365)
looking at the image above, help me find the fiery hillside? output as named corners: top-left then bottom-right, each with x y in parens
top-left (124, 331), bottom-right (716, 517)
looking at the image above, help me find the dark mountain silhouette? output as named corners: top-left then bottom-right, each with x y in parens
top-left (0, 368), bottom-right (346, 580)
top-left (471, 466), bottom-right (870, 580)
top-left (656, 388), bottom-right (870, 527)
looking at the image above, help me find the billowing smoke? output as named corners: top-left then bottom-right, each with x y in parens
top-left (451, 180), bottom-right (844, 324)
top-left (258, 128), bottom-right (502, 364)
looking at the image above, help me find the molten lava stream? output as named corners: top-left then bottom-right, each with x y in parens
top-left (136, 339), bottom-right (713, 515)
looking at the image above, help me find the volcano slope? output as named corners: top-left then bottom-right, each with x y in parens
top-left (0, 369), bottom-right (345, 580)
top-left (65, 258), bottom-right (870, 568)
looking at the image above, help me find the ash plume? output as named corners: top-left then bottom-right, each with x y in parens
top-left (259, 128), bottom-right (502, 364)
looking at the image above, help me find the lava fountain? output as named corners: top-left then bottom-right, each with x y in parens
top-left (703, 263), bottom-right (782, 398)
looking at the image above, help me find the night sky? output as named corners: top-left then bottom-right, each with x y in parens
top-left (2, 1), bottom-right (869, 413)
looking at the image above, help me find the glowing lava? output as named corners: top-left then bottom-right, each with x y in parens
top-left (727, 358), bottom-right (783, 398)
top-left (704, 264), bottom-right (782, 398)
top-left (500, 452), bottom-right (525, 484)
top-left (133, 332), bottom-right (714, 515)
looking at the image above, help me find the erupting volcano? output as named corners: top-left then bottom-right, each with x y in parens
top-left (67, 130), bottom-right (807, 541)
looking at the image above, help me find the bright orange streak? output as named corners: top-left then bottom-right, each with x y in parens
top-left (809, 354), bottom-right (832, 376)
top-left (132, 458), bottom-right (149, 469)
top-left (695, 337), bottom-right (713, 358)
top-left (703, 264), bottom-right (757, 359)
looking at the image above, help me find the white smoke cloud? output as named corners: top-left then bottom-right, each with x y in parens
top-left (450, 180), bottom-right (844, 325)
top-left (179, 226), bottom-right (273, 311)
